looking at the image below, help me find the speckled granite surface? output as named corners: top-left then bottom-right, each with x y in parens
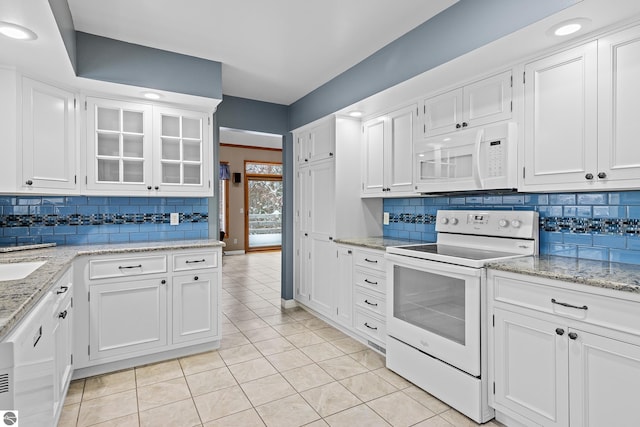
top-left (487, 255), bottom-right (640, 294)
top-left (0, 239), bottom-right (224, 341)
top-left (334, 236), bottom-right (424, 251)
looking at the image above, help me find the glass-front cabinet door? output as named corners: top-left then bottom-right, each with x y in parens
top-left (86, 98), bottom-right (153, 193)
top-left (154, 107), bottom-right (210, 194)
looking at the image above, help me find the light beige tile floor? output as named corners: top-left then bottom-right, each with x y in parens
top-left (58, 251), bottom-right (504, 427)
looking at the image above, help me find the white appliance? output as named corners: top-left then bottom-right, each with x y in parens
top-left (414, 122), bottom-right (517, 193)
top-left (385, 209), bottom-right (538, 423)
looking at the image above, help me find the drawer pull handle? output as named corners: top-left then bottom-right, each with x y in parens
top-left (119, 264), bottom-right (142, 270)
top-left (364, 279), bottom-right (378, 285)
top-left (58, 310), bottom-right (67, 319)
top-left (364, 322), bottom-right (378, 331)
top-left (364, 258), bottom-right (378, 263)
top-left (186, 259), bottom-right (206, 264)
top-left (56, 286), bottom-right (69, 295)
top-left (551, 298), bottom-right (588, 310)
top-left (364, 299), bottom-right (378, 307)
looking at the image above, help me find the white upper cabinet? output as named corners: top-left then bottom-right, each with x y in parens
top-left (86, 97), bottom-right (212, 196)
top-left (21, 77), bottom-right (78, 193)
top-left (597, 24), bottom-right (640, 184)
top-left (423, 71), bottom-right (512, 137)
top-left (296, 120), bottom-right (335, 164)
top-left (361, 104), bottom-right (416, 197)
top-left (521, 42), bottom-right (598, 190)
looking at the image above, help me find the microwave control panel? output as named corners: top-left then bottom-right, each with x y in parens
top-left (486, 140), bottom-right (504, 177)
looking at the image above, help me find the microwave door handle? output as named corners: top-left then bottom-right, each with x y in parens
top-left (473, 128), bottom-right (484, 188)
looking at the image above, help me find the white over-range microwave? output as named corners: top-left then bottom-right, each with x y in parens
top-left (413, 121), bottom-right (517, 193)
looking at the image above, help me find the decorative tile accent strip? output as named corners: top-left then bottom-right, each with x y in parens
top-left (0, 212), bottom-right (208, 228)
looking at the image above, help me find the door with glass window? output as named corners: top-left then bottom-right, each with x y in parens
top-left (244, 162), bottom-right (283, 251)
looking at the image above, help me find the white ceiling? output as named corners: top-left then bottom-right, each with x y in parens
top-left (66, 0), bottom-right (457, 105)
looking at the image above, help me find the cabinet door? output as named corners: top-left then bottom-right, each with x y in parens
top-left (361, 117), bottom-right (385, 196)
top-left (52, 294), bottom-right (73, 417)
top-left (295, 132), bottom-right (310, 164)
top-left (172, 272), bottom-right (218, 344)
top-left (22, 78), bottom-right (77, 192)
top-left (522, 42), bottom-right (598, 189)
top-left (307, 236), bottom-right (335, 318)
top-left (335, 246), bottom-right (353, 327)
top-left (154, 107), bottom-right (211, 196)
top-left (295, 166), bottom-right (309, 232)
top-left (308, 120), bottom-right (335, 163)
top-left (493, 308), bottom-right (569, 427)
top-left (89, 277), bottom-right (167, 360)
top-left (86, 98), bottom-right (153, 193)
top-left (295, 233), bottom-right (310, 302)
top-left (308, 159), bottom-right (335, 236)
top-left (385, 105), bottom-right (416, 195)
top-left (598, 25), bottom-right (640, 185)
top-left (463, 71), bottom-right (512, 127)
top-left (569, 329), bottom-right (640, 427)
top-left (424, 88), bottom-right (463, 137)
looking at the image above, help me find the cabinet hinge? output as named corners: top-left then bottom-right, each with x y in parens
top-left (88, 345), bottom-right (90, 355)
top-left (493, 382), bottom-right (496, 394)
top-left (336, 250), bottom-right (339, 258)
top-left (510, 75), bottom-right (513, 88)
top-left (71, 354), bottom-right (73, 364)
top-left (84, 101), bottom-right (87, 111)
top-left (74, 98), bottom-right (77, 109)
top-left (85, 176), bottom-right (88, 185)
top-left (492, 315), bottom-right (495, 327)
top-left (71, 297), bottom-right (73, 308)
top-left (423, 105), bottom-right (426, 114)
top-left (522, 167), bottom-right (526, 179)
top-left (362, 183), bottom-right (364, 191)
top-left (523, 71), bottom-right (526, 84)
top-left (209, 180), bottom-right (211, 188)
top-left (423, 124), bottom-right (426, 133)
top-left (88, 291), bottom-right (90, 302)
top-left (74, 175), bottom-right (77, 184)
top-left (416, 107), bottom-right (419, 116)
top-left (208, 117), bottom-right (211, 126)
top-left (336, 308), bottom-right (339, 315)
top-left (510, 101), bottom-right (513, 112)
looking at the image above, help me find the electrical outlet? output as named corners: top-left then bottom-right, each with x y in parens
top-left (170, 212), bottom-right (179, 225)
top-left (233, 238), bottom-right (238, 244)
top-left (383, 212), bottom-right (390, 225)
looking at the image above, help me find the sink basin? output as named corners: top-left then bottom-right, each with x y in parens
top-left (0, 261), bottom-right (47, 281)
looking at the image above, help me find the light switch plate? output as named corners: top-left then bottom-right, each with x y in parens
top-left (170, 212), bottom-right (179, 225)
top-left (383, 212), bottom-right (390, 225)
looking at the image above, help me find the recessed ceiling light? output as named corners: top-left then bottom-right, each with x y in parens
top-left (348, 110), bottom-right (363, 118)
top-left (143, 92), bottom-right (161, 100)
top-left (0, 21), bottom-right (38, 41)
top-left (547, 18), bottom-right (591, 37)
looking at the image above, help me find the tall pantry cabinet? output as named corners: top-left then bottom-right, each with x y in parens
top-left (293, 116), bottom-right (381, 324)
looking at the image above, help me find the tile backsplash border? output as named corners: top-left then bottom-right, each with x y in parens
top-left (383, 191), bottom-right (640, 265)
top-left (0, 196), bottom-right (209, 246)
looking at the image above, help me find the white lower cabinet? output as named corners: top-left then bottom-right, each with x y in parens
top-left (172, 272), bottom-right (218, 344)
top-left (51, 267), bottom-right (74, 421)
top-left (488, 269), bottom-right (640, 427)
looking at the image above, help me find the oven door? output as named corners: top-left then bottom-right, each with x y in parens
top-left (386, 253), bottom-right (483, 377)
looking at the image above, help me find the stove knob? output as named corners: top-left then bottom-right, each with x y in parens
top-left (440, 217), bottom-right (449, 225)
top-left (450, 218), bottom-right (459, 225)
top-left (511, 219), bottom-right (522, 228)
top-left (499, 219), bottom-right (509, 228)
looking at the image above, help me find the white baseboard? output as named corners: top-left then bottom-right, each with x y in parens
top-left (224, 250), bottom-right (246, 255)
top-left (281, 298), bottom-right (298, 309)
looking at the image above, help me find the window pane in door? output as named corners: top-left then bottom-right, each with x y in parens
top-left (122, 110), bottom-right (143, 133)
top-left (183, 141), bottom-right (201, 161)
top-left (97, 107), bottom-right (119, 131)
top-left (97, 133), bottom-right (120, 156)
top-left (393, 266), bottom-right (466, 345)
top-left (97, 159), bottom-right (120, 182)
top-left (183, 164), bottom-right (201, 185)
top-left (248, 178), bottom-right (282, 248)
top-left (161, 115), bottom-right (180, 137)
top-left (162, 163), bottom-right (181, 184)
top-left (162, 139), bottom-right (180, 160)
top-left (122, 160), bottom-right (144, 183)
top-left (123, 135), bottom-right (144, 158)
top-left (182, 118), bottom-right (200, 139)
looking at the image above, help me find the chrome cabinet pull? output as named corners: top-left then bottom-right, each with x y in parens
top-left (551, 298), bottom-right (588, 310)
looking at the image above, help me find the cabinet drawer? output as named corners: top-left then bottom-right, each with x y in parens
top-left (173, 251), bottom-right (218, 272)
top-left (354, 250), bottom-right (386, 272)
top-left (89, 255), bottom-right (167, 280)
top-left (354, 269), bottom-right (386, 293)
top-left (493, 274), bottom-right (640, 337)
top-left (354, 309), bottom-right (386, 345)
top-left (354, 287), bottom-right (386, 317)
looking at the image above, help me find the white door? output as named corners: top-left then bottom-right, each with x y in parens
top-left (308, 120), bottom-right (335, 163)
top-left (522, 42), bottom-right (598, 189)
top-left (385, 105), bottom-right (416, 195)
top-left (172, 272), bottom-right (218, 344)
top-left (90, 277), bottom-right (167, 360)
top-left (463, 71), bottom-right (512, 127)
top-left (424, 88), bottom-right (463, 137)
top-left (21, 78), bottom-right (77, 192)
top-left (493, 308), bottom-right (569, 427)
top-left (361, 117), bottom-right (385, 195)
top-left (308, 236), bottom-right (335, 318)
top-left (598, 25), bottom-right (640, 185)
top-left (335, 246), bottom-right (353, 327)
top-left (85, 98), bottom-right (153, 193)
top-left (308, 159), bottom-right (335, 236)
top-left (569, 329), bottom-right (640, 427)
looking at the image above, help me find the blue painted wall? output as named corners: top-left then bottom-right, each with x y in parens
top-left (76, 32), bottom-right (222, 99)
top-left (384, 191), bottom-right (640, 265)
top-left (0, 196), bottom-right (209, 246)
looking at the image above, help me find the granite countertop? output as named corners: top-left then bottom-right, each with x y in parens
top-left (334, 236), bottom-right (424, 251)
top-left (487, 255), bottom-right (640, 294)
top-left (0, 239), bottom-right (225, 341)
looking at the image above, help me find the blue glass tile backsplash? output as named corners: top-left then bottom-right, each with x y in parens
top-left (0, 196), bottom-right (209, 246)
top-left (383, 191), bottom-right (640, 265)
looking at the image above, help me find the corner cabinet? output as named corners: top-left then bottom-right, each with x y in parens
top-left (361, 104), bottom-right (416, 197)
top-left (488, 269), bottom-right (640, 427)
top-left (85, 97), bottom-right (212, 197)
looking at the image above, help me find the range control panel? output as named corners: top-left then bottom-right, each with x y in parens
top-left (435, 209), bottom-right (538, 239)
